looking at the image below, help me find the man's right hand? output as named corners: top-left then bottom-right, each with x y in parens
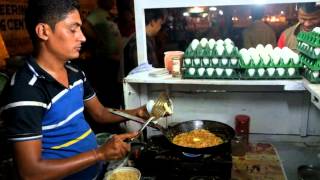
top-left (96, 131), bottom-right (138, 161)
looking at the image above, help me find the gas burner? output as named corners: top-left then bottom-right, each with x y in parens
top-left (133, 135), bottom-right (232, 180)
top-left (182, 152), bottom-right (202, 158)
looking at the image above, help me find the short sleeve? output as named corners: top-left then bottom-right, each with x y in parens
top-left (80, 71), bottom-right (96, 101)
top-left (0, 76), bottom-right (47, 141)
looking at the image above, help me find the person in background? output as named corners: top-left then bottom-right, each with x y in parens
top-left (0, 0), bottom-right (150, 179)
top-left (123, 9), bottom-right (165, 76)
top-left (242, 6), bottom-right (277, 48)
top-left (278, 2), bottom-right (320, 51)
top-left (117, 0), bottom-right (135, 41)
top-left (86, 0), bottom-right (123, 109)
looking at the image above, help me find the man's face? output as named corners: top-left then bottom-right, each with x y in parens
top-left (298, 9), bottom-right (320, 32)
top-left (152, 18), bottom-right (164, 36)
top-left (46, 10), bottom-right (86, 60)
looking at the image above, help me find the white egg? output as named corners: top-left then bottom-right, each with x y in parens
top-left (200, 38), bottom-right (208, 47)
top-left (188, 68), bottom-right (196, 75)
top-left (216, 68), bottom-right (224, 76)
top-left (313, 71), bottom-right (319, 78)
top-left (274, 47), bottom-right (282, 54)
top-left (292, 53), bottom-right (299, 64)
top-left (267, 68), bottom-right (275, 76)
top-left (216, 45), bottom-right (224, 56)
top-left (277, 68), bottom-right (285, 76)
top-left (270, 51), bottom-right (281, 65)
top-left (248, 69), bottom-right (255, 77)
top-left (211, 58), bottom-right (219, 65)
top-left (216, 39), bottom-right (224, 46)
top-left (256, 44), bottom-right (264, 52)
top-left (288, 68), bottom-right (295, 76)
top-left (258, 68), bottom-right (265, 77)
top-left (221, 58), bottom-right (228, 65)
top-left (198, 68), bottom-right (206, 76)
top-left (282, 54), bottom-right (291, 65)
top-left (265, 44), bottom-right (273, 53)
top-left (242, 54), bottom-right (251, 65)
top-left (225, 69), bottom-right (233, 76)
top-left (239, 48), bottom-right (248, 56)
top-left (225, 45), bottom-right (234, 54)
top-left (312, 27), bottom-right (320, 34)
top-left (260, 52), bottom-right (270, 65)
top-left (251, 53), bottom-right (260, 65)
top-left (248, 47), bottom-right (256, 54)
top-left (282, 47), bottom-right (291, 53)
top-left (231, 58), bottom-right (238, 65)
top-left (208, 39), bottom-right (216, 49)
top-left (315, 48), bottom-right (320, 56)
top-left (224, 38), bottom-right (233, 45)
top-left (202, 58), bottom-right (210, 66)
top-left (194, 58), bottom-right (201, 66)
top-left (185, 58), bottom-right (192, 65)
top-left (191, 39), bottom-right (200, 50)
top-left (206, 68), bottom-right (215, 76)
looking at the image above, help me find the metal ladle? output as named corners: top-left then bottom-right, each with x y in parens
top-left (127, 92), bottom-right (173, 142)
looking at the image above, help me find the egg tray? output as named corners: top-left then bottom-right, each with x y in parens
top-left (182, 67), bottom-right (240, 79)
top-left (300, 54), bottom-right (320, 71)
top-left (240, 68), bottom-right (302, 80)
top-left (184, 46), bottom-right (239, 59)
top-left (183, 58), bottom-right (240, 68)
top-left (239, 56), bottom-right (302, 69)
top-left (303, 69), bottom-right (320, 84)
top-left (297, 41), bottom-right (320, 60)
top-left (297, 31), bottom-right (320, 47)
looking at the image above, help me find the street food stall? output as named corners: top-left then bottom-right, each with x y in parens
top-left (120, 1), bottom-right (320, 178)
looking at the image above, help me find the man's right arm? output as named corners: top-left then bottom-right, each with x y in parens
top-left (14, 132), bottom-right (137, 180)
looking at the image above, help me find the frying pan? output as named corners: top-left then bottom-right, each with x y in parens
top-left (155, 120), bottom-right (235, 154)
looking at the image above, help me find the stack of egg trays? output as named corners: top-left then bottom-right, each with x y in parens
top-left (297, 31), bottom-right (320, 50)
top-left (183, 43), bottom-right (240, 79)
top-left (240, 68), bottom-right (301, 80)
top-left (300, 53), bottom-right (320, 71)
top-left (304, 69), bottom-right (320, 83)
top-left (297, 41), bottom-right (320, 59)
top-left (297, 31), bottom-right (320, 83)
top-left (239, 56), bottom-right (302, 68)
top-left (183, 67), bottom-right (240, 79)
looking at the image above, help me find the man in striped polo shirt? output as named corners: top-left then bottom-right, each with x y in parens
top-left (0, 0), bottom-right (150, 179)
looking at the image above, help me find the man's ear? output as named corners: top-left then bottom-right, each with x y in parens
top-left (35, 23), bottom-right (50, 41)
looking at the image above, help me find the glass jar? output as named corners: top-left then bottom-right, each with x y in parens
top-left (172, 57), bottom-right (181, 77)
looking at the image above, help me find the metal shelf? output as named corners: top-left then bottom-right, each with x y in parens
top-left (124, 68), bottom-right (306, 91)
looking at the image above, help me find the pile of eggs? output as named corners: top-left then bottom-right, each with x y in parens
top-left (245, 67), bottom-right (297, 78)
top-left (239, 44), bottom-right (300, 67)
top-left (187, 38), bottom-right (237, 57)
top-left (186, 67), bottom-right (235, 78)
top-left (183, 38), bottom-right (240, 79)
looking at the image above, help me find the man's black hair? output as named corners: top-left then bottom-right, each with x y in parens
top-left (298, 2), bottom-right (320, 13)
top-left (145, 9), bottom-right (165, 25)
top-left (25, 0), bottom-right (80, 47)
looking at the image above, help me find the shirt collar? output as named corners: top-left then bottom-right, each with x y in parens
top-left (26, 56), bottom-right (55, 82)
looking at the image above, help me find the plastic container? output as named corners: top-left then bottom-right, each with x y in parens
top-left (164, 51), bottom-right (184, 74)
